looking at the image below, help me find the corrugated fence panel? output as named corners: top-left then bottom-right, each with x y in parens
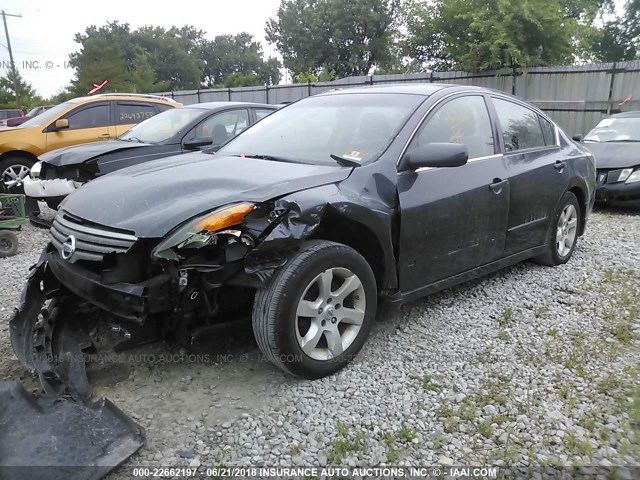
top-left (156, 62), bottom-right (639, 133)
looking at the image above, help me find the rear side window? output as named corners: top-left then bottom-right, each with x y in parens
top-left (116, 102), bottom-right (158, 125)
top-left (255, 108), bottom-right (275, 120)
top-left (65, 104), bottom-right (110, 130)
top-left (539, 115), bottom-right (556, 146)
top-left (493, 98), bottom-right (546, 152)
top-left (407, 95), bottom-right (495, 160)
top-left (156, 103), bottom-right (175, 113)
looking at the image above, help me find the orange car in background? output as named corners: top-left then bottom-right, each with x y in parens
top-left (0, 93), bottom-right (181, 194)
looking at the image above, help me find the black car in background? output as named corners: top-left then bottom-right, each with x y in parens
top-left (11, 84), bottom-right (595, 397)
top-left (579, 111), bottom-right (640, 205)
top-left (24, 102), bottom-right (277, 209)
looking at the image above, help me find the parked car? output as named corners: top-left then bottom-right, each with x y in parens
top-left (0, 94), bottom-right (181, 196)
top-left (24, 102), bottom-right (278, 210)
top-left (0, 108), bottom-right (24, 127)
top-left (5, 105), bottom-right (55, 127)
top-left (10, 84), bottom-right (595, 396)
top-left (577, 111), bottom-right (640, 205)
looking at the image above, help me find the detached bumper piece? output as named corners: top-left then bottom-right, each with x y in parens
top-left (0, 381), bottom-right (144, 480)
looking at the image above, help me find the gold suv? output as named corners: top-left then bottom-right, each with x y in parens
top-left (0, 93), bottom-right (181, 192)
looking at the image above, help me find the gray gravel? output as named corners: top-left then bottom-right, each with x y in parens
top-left (1, 206), bottom-right (639, 473)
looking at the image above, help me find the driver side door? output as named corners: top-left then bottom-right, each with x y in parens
top-left (397, 94), bottom-right (510, 293)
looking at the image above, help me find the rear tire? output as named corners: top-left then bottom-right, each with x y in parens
top-left (534, 191), bottom-right (581, 266)
top-left (0, 156), bottom-right (40, 215)
top-left (0, 231), bottom-right (19, 257)
top-left (252, 240), bottom-right (377, 379)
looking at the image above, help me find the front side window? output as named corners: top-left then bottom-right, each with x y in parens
top-left (493, 98), bottom-right (545, 152)
top-left (217, 93), bottom-right (424, 166)
top-left (65, 104), bottom-right (110, 130)
top-left (406, 95), bottom-right (495, 160)
top-left (192, 109), bottom-right (250, 145)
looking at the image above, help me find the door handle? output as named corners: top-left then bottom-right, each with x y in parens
top-left (489, 178), bottom-right (507, 194)
top-left (99, 133), bottom-right (112, 139)
top-left (554, 160), bottom-right (567, 171)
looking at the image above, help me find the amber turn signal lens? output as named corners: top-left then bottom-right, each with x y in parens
top-left (195, 203), bottom-right (256, 232)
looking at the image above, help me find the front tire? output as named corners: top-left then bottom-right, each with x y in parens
top-left (534, 191), bottom-right (581, 266)
top-left (252, 240), bottom-right (377, 379)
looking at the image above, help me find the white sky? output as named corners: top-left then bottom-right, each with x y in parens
top-left (0, 0), bottom-right (629, 98)
top-left (0, 0), bottom-right (283, 97)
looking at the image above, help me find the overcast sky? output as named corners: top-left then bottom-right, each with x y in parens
top-left (0, 0), bottom-right (629, 98)
top-left (0, 0), bottom-right (283, 97)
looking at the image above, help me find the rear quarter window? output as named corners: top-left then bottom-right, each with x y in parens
top-left (116, 102), bottom-right (159, 125)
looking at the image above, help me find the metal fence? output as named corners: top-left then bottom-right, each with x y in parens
top-left (156, 61), bottom-right (640, 135)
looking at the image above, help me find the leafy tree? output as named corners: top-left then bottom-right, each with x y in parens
top-left (0, 69), bottom-right (41, 108)
top-left (200, 33), bottom-right (281, 87)
top-left (266, 0), bottom-right (400, 78)
top-left (401, 0), bottom-right (606, 71)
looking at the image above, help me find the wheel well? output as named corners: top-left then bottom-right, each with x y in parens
top-left (0, 150), bottom-right (37, 164)
top-left (568, 186), bottom-right (586, 236)
top-left (308, 215), bottom-right (385, 291)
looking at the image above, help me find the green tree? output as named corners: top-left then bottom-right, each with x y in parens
top-left (200, 32), bottom-right (281, 87)
top-left (401, 0), bottom-right (606, 71)
top-left (0, 69), bottom-right (40, 108)
top-left (266, 0), bottom-right (400, 78)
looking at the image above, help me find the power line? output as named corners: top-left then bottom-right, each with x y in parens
top-left (1, 10), bottom-right (22, 108)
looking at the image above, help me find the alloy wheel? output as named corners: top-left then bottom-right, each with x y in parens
top-left (2, 164), bottom-right (30, 189)
top-left (556, 204), bottom-right (578, 257)
top-left (295, 267), bottom-right (366, 361)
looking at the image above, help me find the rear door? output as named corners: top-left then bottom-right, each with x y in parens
top-left (397, 94), bottom-right (510, 292)
top-left (114, 101), bottom-right (161, 136)
top-left (45, 102), bottom-right (114, 152)
top-left (490, 97), bottom-right (569, 255)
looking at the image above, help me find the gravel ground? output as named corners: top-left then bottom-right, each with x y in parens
top-left (1, 205), bottom-right (639, 474)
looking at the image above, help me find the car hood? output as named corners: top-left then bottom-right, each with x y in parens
top-left (583, 142), bottom-right (640, 169)
top-left (40, 140), bottom-right (153, 167)
top-left (60, 153), bottom-right (352, 238)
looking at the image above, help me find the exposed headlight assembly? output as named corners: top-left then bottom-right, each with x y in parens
top-left (625, 168), bottom-right (640, 184)
top-left (152, 202), bottom-right (256, 260)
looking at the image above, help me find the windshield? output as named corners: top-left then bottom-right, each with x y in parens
top-left (585, 116), bottom-right (640, 142)
top-left (20, 102), bottom-right (73, 128)
top-left (217, 93), bottom-right (425, 166)
top-left (119, 107), bottom-right (203, 144)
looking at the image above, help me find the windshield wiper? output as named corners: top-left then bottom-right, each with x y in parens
top-left (121, 136), bottom-right (143, 143)
top-left (603, 139), bottom-right (640, 143)
top-left (329, 154), bottom-right (361, 168)
top-left (233, 154), bottom-right (300, 163)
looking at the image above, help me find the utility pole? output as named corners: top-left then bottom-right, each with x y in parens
top-left (1, 10), bottom-right (22, 109)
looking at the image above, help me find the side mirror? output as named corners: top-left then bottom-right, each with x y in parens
top-left (572, 134), bottom-right (584, 143)
top-left (183, 136), bottom-right (213, 150)
top-left (400, 143), bottom-right (468, 171)
top-left (54, 118), bottom-right (69, 130)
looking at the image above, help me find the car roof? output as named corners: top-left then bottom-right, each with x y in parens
top-left (611, 111), bottom-right (640, 118)
top-left (67, 93), bottom-right (179, 104)
top-left (319, 83), bottom-right (494, 97)
top-left (182, 101), bottom-right (276, 110)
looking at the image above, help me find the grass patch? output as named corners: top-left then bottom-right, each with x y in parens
top-left (422, 374), bottom-right (442, 393)
top-left (478, 421), bottom-right (493, 438)
top-left (497, 330), bottom-right (510, 342)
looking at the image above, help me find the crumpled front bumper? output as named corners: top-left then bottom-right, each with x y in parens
top-left (23, 176), bottom-right (82, 199)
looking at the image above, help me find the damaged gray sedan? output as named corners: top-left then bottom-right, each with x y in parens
top-left (10, 84), bottom-right (596, 396)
